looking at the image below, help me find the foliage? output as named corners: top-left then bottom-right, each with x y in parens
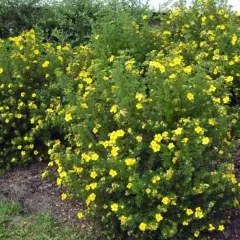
top-left (47, 0), bottom-right (240, 239)
top-left (0, 0), bottom-right (150, 45)
top-left (0, 0), bottom-right (240, 239)
top-left (0, 29), bottom-right (93, 168)
top-left (0, 0), bottom-right (44, 38)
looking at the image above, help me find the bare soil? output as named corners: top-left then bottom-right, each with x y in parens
top-left (0, 163), bottom-right (91, 231)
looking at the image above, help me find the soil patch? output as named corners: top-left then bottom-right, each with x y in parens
top-left (0, 163), bottom-right (90, 230)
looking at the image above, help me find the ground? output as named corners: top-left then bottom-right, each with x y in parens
top-left (0, 163), bottom-right (101, 239)
top-left (0, 160), bottom-right (239, 240)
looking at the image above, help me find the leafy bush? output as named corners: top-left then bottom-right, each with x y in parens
top-left (0, 0), bottom-right (240, 239)
top-left (0, 29), bottom-right (93, 169)
top-left (0, 0), bottom-right (45, 38)
top-left (48, 0), bottom-right (240, 239)
top-left (0, 0), bottom-right (150, 45)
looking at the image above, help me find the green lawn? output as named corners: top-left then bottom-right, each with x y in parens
top-left (0, 201), bottom-right (98, 240)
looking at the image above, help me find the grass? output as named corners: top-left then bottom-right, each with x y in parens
top-left (0, 201), bottom-right (99, 240)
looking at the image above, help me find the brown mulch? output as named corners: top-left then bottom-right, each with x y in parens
top-left (0, 163), bottom-right (90, 229)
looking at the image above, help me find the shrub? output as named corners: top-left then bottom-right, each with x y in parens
top-left (49, 0), bottom-right (240, 239)
top-left (0, 29), bottom-right (93, 169)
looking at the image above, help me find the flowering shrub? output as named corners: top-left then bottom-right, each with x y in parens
top-left (0, 0), bottom-right (240, 239)
top-left (0, 29), bottom-right (93, 169)
top-left (48, 0), bottom-right (240, 239)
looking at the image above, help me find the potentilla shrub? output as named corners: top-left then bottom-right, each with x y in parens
top-left (49, 2), bottom-right (240, 238)
top-left (0, 29), bottom-right (93, 169)
top-left (51, 56), bottom-right (239, 239)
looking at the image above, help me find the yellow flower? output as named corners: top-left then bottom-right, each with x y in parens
top-left (194, 126), bottom-right (204, 134)
top-left (186, 209), bottom-right (193, 215)
top-left (155, 213), bottom-right (163, 222)
top-left (208, 224), bottom-right (215, 231)
top-left (33, 49), bottom-right (40, 55)
top-left (111, 203), bottom-right (118, 212)
top-left (187, 92), bottom-right (194, 101)
top-left (34, 150), bottom-right (39, 155)
top-left (208, 85), bottom-right (216, 92)
top-left (61, 193), bottom-right (67, 201)
top-left (109, 169), bottom-right (117, 177)
top-left (150, 140), bottom-right (161, 152)
top-left (81, 103), bottom-right (88, 108)
top-left (21, 151), bottom-right (26, 156)
top-left (169, 74), bottom-right (176, 79)
top-left (194, 231), bottom-right (200, 237)
top-left (139, 222), bottom-right (147, 231)
top-left (216, 24), bottom-right (225, 30)
top-left (149, 61), bottom-right (166, 73)
top-left (125, 158), bottom-right (136, 166)
top-left (111, 146), bottom-right (119, 157)
top-left (172, 157), bottom-right (178, 164)
top-left (195, 207), bottom-right (204, 219)
top-left (208, 119), bottom-right (216, 126)
top-left (202, 137), bottom-right (210, 145)
top-left (58, 56), bottom-right (63, 62)
top-left (108, 55), bottom-right (115, 62)
top-left (223, 96), bottom-right (230, 104)
top-left (91, 153), bottom-right (99, 161)
top-left (135, 93), bottom-right (144, 101)
top-left (136, 103), bottom-right (143, 109)
top-left (154, 134), bottom-right (162, 142)
top-left (77, 212), bottom-right (84, 219)
top-left (225, 76), bottom-right (234, 83)
top-left (95, 34), bottom-right (100, 40)
top-left (152, 176), bottom-right (160, 184)
top-left (169, 56), bottom-right (183, 66)
top-left (90, 171), bottom-right (97, 179)
top-left (162, 197), bottom-right (170, 205)
top-left (182, 221), bottom-right (189, 226)
top-left (119, 215), bottom-right (127, 224)
top-left (218, 225), bottom-right (224, 231)
top-left (56, 178), bottom-right (62, 186)
top-left (201, 16), bottom-right (207, 24)
top-left (183, 66), bottom-right (192, 74)
top-left (168, 143), bottom-right (175, 150)
top-left (88, 193), bottom-right (96, 201)
top-left (146, 188), bottom-right (151, 194)
top-left (212, 97), bottom-right (221, 103)
top-left (42, 61), bottom-right (50, 68)
top-left (136, 136), bottom-right (142, 142)
top-left (41, 170), bottom-right (48, 178)
top-left (142, 15), bottom-right (147, 20)
top-left (110, 105), bottom-right (118, 113)
top-left (231, 34), bottom-right (238, 45)
top-left (182, 138), bottom-right (188, 143)
top-left (65, 113), bottom-right (72, 122)
top-left (0, 68), bottom-right (4, 74)
top-left (174, 128), bottom-right (183, 135)
top-left (162, 131), bottom-right (169, 138)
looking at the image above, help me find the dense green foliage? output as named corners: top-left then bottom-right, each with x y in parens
top-left (0, 0), bottom-right (150, 45)
top-left (0, 0), bottom-right (240, 239)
